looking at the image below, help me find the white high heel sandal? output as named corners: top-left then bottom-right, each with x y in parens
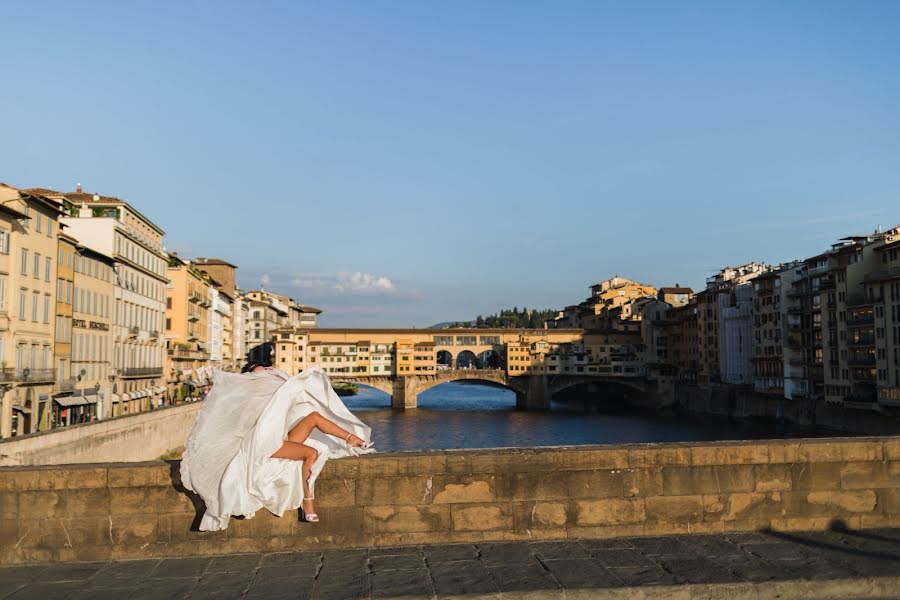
top-left (301, 497), bottom-right (318, 523)
top-left (344, 432), bottom-right (373, 456)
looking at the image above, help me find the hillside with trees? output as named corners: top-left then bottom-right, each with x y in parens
top-left (431, 307), bottom-right (558, 329)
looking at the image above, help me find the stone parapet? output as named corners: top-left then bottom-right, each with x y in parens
top-left (1, 437), bottom-right (899, 564)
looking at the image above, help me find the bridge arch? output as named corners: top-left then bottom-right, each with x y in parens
top-left (436, 350), bottom-right (453, 368)
top-left (548, 376), bottom-right (647, 399)
top-left (476, 349), bottom-right (502, 370)
top-left (455, 350), bottom-right (477, 369)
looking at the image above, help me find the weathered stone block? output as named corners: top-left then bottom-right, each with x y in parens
top-left (798, 440), bottom-right (883, 463)
top-left (558, 449), bottom-right (629, 470)
top-left (574, 498), bottom-right (645, 526)
top-left (313, 506), bottom-right (367, 536)
top-left (623, 467), bottom-right (663, 497)
top-left (644, 495), bottom-right (704, 523)
top-left (769, 516), bottom-right (861, 532)
top-left (365, 505), bottom-right (450, 533)
top-left (110, 514), bottom-right (160, 546)
top-left (18, 488), bottom-right (111, 519)
top-left (628, 445), bottom-right (692, 467)
top-left (109, 486), bottom-right (195, 515)
top-left (0, 470), bottom-right (40, 492)
top-left (703, 492), bottom-right (785, 522)
top-left (691, 444), bottom-right (769, 466)
top-left (373, 530), bottom-right (482, 547)
top-left (319, 456), bottom-right (360, 479)
top-left (355, 476), bottom-right (433, 505)
top-left (805, 490), bottom-right (878, 514)
top-left (433, 475), bottom-right (494, 504)
top-left (883, 439), bottom-right (900, 461)
top-left (108, 464), bottom-right (170, 488)
top-left (767, 442), bottom-right (801, 464)
top-left (566, 523), bottom-right (645, 540)
top-left (36, 516), bottom-right (114, 549)
top-left (513, 501), bottom-right (568, 529)
top-left (790, 462), bottom-right (842, 491)
top-left (496, 470), bottom-right (624, 501)
top-left (840, 461), bottom-right (900, 490)
top-left (662, 465), bottom-right (755, 495)
top-left (313, 477), bottom-right (357, 507)
top-left (36, 467), bottom-right (109, 490)
top-left (451, 503), bottom-right (512, 531)
top-left (0, 491), bottom-right (17, 519)
top-left (753, 464), bottom-right (792, 492)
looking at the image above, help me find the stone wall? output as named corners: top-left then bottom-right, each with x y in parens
top-left (1, 437), bottom-right (898, 564)
top-left (0, 402), bottom-right (202, 467)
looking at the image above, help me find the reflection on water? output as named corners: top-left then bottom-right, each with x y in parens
top-left (341, 381), bottom-right (793, 453)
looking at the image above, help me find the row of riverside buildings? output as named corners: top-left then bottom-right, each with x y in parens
top-left (0, 184), bottom-right (320, 439)
top-left (546, 225), bottom-right (900, 416)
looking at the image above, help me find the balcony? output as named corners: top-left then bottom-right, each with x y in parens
top-left (847, 295), bottom-right (875, 308)
top-left (0, 368), bottom-right (15, 382)
top-left (846, 315), bottom-right (875, 327)
top-left (16, 368), bottom-right (56, 383)
top-left (847, 336), bottom-right (876, 347)
top-left (189, 292), bottom-right (203, 304)
top-left (128, 326), bottom-right (139, 338)
top-left (168, 348), bottom-right (210, 361)
top-left (121, 367), bottom-right (164, 378)
top-left (149, 330), bottom-right (159, 340)
top-left (848, 356), bottom-right (876, 367)
top-left (188, 314), bottom-right (199, 322)
top-left (56, 379), bottom-right (76, 392)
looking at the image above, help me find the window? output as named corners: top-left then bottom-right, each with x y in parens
top-left (0, 230), bottom-right (8, 254)
top-left (0, 275), bottom-right (5, 310)
top-left (32, 292), bottom-right (38, 321)
top-left (33, 253), bottom-right (40, 278)
top-left (35, 212), bottom-right (42, 233)
top-left (20, 249), bottom-right (28, 274)
top-left (45, 257), bottom-right (51, 282)
top-left (18, 290), bottom-right (26, 320)
top-left (43, 295), bottom-right (49, 323)
top-left (46, 218), bottom-right (52, 236)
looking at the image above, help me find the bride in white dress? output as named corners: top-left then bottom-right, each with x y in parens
top-left (180, 363), bottom-right (374, 530)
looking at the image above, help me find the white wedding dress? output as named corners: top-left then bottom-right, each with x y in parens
top-left (180, 365), bottom-right (374, 531)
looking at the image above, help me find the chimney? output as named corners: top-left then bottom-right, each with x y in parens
top-left (76, 183), bottom-right (82, 193)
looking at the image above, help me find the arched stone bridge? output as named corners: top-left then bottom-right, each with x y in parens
top-left (330, 369), bottom-right (650, 409)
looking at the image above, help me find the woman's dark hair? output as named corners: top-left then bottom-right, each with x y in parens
top-left (241, 362), bottom-right (259, 374)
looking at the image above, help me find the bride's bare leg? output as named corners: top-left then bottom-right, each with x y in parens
top-left (271, 441), bottom-right (318, 512)
top-left (287, 411), bottom-right (364, 446)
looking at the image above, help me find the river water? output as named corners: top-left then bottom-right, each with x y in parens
top-left (342, 381), bottom-right (798, 452)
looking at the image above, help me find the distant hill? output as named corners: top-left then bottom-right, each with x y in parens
top-left (429, 307), bottom-right (558, 329)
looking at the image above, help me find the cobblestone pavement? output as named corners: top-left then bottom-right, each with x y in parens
top-left (1, 528), bottom-right (899, 599)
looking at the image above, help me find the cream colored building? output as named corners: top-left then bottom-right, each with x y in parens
top-left (0, 185), bottom-right (62, 437)
top-left (69, 245), bottom-right (115, 417)
top-left (61, 190), bottom-right (168, 412)
top-left (53, 233), bottom-right (76, 410)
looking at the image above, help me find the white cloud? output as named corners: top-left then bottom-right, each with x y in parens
top-left (260, 273), bottom-right (271, 287)
top-left (335, 272), bottom-right (396, 294)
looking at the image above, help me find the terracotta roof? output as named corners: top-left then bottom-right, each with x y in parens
top-left (195, 257), bottom-right (238, 268)
top-left (658, 287), bottom-right (693, 294)
top-left (64, 191), bottom-right (125, 204)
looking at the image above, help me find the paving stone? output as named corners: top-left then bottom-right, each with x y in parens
top-left (190, 571), bottom-right (256, 599)
top-left (422, 544), bottom-right (479, 562)
top-left (727, 531), bottom-right (780, 545)
top-left (478, 542), bottom-right (539, 567)
top-left (777, 557), bottom-right (866, 581)
top-left (6, 581), bottom-right (85, 600)
top-left (311, 572), bottom-right (368, 600)
top-left (627, 536), bottom-right (691, 556)
top-left (528, 541), bottom-right (590, 560)
top-left (0, 566), bottom-right (47, 584)
top-left (245, 575), bottom-right (314, 600)
top-left (713, 554), bottom-right (794, 583)
top-left (430, 560), bottom-right (498, 596)
top-left (589, 548), bottom-right (655, 568)
top-left (206, 554), bottom-right (262, 573)
top-left (742, 542), bottom-right (818, 561)
top-left (541, 558), bottom-right (621, 589)
top-left (371, 568), bottom-right (432, 599)
top-left (369, 553), bottom-right (425, 571)
top-left (678, 535), bottom-right (747, 556)
top-left (260, 553), bottom-right (321, 568)
top-left (151, 557), bottom-right (211, 579)
top-left (130, 577), bottom-right (199, 600)
top-left (0, 583), bottom-right (24, 600)
top-left (659, 557), bottom-right (744, 584)
top-left (487, 564), bottom-right (560, 593)
top-left (608, 565), bottom-right (678, 587)
top-left (576, 538), bottom-right (634, 550)
top-left (368, 545), bottom-right (421, 556)
top-left (41, 562), bottom-right (106, 582)
top-left (88, 560), bottom-right (160, 588)
top-left (256, 565), bottom-right (320, 580)
top-left (68, 588), bottom-right (129, 600)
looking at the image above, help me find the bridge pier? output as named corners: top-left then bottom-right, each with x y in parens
top-left (517, 375), bottom-right (550, 410)
top-left (391, 377), bottom-right (418, 409)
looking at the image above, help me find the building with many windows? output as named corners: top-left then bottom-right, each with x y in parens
top-left (61, 190), bottom-right (168, 413)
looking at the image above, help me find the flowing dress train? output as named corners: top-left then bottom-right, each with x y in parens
top-left (180, 364), bottom-right (373, 531)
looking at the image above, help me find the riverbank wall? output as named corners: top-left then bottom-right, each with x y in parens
top-left (0, 402), bottom-right (202, 467)
top-left (2, 437), bottom-right (898, 565)
top-left (667, 384), bottom-right (900, 436)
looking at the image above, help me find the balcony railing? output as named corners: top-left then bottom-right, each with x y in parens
top-left (0, 368), bottom-right (15, 382)
top-left (848, 356), bottom-right (876, 367)
top-left (847, 337), bottom-right (876, 347)
top-left (57, 379), bottom-right (76, 391)
top-left (847, 315), bottom-right (875, 327)
top-left (168, 348), bottom-right (210, 361)
top-left (128, 326), bottom-right (139, 337)
top-left (121, 367), bottom-right (164, 378)
top-left (847, 295), bottom-right (875, 308)
top-left (16, 368), bottom-right (56, 382)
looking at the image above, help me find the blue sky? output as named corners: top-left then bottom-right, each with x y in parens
top-left (2, 1), bottom-right (899, 326)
